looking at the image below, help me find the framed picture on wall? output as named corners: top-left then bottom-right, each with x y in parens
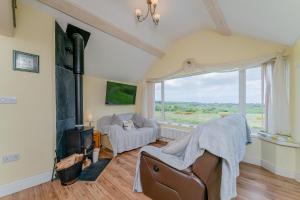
top-left (13, 50), bottom-right (39, 73)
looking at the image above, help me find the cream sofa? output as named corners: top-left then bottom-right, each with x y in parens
top-left (97, 113), bottom-right (159, 156)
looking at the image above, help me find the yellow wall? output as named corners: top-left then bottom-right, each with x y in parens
top-left (0, 4), bottom-right (141, 188)
top-left (290, 39), bottom-right (300, 142)
top-left (0, 4), bottom-right (55, 185)
top-left (289, 39), bottom-right (300, 177)
top-left (244, 137), bottom-right (262, 164)
top-left (146, 30), bottom-right (286, 79)
top-left (83, 75), bottom-right (140, 129)
top-left (275, 144), bottom-right (296, 172)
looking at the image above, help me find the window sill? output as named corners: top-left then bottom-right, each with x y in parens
top-left (252, 132), bottom-right (300, 148)
top-left (157, 121), bottom-right (300, 148)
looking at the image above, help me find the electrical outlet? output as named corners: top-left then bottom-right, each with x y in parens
top-left (0, 97), bottom-right (17, 104)
top-left (2, 154), bottom-right (20, 164)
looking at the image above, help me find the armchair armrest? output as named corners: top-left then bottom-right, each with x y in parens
top-left (192, 151), bottom-right (221, 184)
top-left (192, 151), bottom-right (222, 200)
top-left (140, 152), bottom-right (206, 200)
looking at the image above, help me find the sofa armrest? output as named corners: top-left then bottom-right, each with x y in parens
top-left (143, 119), bottom-right (159, 137)
top-left (98, 115), bottom-right (112, 133)
top-left (108, 125), bottom-right (124, 156)
top-left (143, 119), bottom-right (157, 128)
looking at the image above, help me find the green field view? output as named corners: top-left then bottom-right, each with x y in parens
top-left (155, 102), bottom-right (264, 129)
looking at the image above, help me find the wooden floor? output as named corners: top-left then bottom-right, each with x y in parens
top-left (2, 141), bottom-right (300, 200)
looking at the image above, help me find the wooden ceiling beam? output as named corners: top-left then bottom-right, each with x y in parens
top-left (0, 0), bottom-right (14, 37)
top-left (202, 0), bottom-right (231, 36)
top-left (39, 0), bottom-right (165, 58)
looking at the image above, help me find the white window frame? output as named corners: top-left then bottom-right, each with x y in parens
top-left (161, 80), bottom-right (165, 121)
top-left (239, 70), bottom-right (246, 116)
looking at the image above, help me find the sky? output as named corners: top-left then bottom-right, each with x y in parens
top-left (155, 67), bottom-right (262, 104)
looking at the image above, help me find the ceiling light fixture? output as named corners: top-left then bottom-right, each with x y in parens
top-left (135, 0), bottom-right (160, 25)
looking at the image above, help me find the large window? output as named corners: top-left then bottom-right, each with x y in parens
top-left (155, 66), bottom-right (266, 130)
top-left (155, 71), bottom-right (239, 125)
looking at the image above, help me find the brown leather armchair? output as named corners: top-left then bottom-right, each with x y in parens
top-left (140, 151), bottom-right (222, 200)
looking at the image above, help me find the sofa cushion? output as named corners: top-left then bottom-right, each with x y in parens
top-left (132, 114), bottom-right (145, 128)
top-left (162, 134), bottom-right (191, 155)
top-left (123, 120), bottom-right (135, 130)
top-left (111, 114), bottom-right (123, 127)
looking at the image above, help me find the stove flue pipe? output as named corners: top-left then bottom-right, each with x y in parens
top-left (72, 33), bottom-right (84, 128)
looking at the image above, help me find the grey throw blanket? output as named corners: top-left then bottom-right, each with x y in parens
top-left (133, 114), bottom-right (251, 200)
top-left (197, 114), bottom-right (251, 199)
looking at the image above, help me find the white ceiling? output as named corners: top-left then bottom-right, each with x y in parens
top-left (69, 0), bottom-right (214, 50)
top-left (23, 0), bottom-right (300, 82)
top-left (219, 0), bottom-right (300, 46)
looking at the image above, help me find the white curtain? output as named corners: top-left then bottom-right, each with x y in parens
top-left (141, 81), bottom-right (155, 119)
top-left (263, 63), bottom-right (273, 132)
top-left (263, 55), bottom-right (290, 135)
top-left (147, 53), bottom-right (279, 82)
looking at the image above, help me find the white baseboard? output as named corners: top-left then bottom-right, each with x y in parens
top-left (260, 160), bottom-right (275, 174)
top-left (0, 170), bottom-right (52, 198)
top-left (261, 160), bottom-right (296, 179)
top-left (295, 172), bottom-right (300, 182)
top-left (243, 157), bottom-right (299, 181)
top-left (243, 157), bottom-right (261, 166)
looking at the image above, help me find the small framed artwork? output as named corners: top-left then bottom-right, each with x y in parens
top-left (13, 50), bottom-right (39, 73)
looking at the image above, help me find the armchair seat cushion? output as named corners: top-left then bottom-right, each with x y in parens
top-left (162, 134), bottom-right (192, 156)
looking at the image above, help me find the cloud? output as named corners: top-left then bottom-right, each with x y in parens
top-left (155, 67), bottom-right (262, 104)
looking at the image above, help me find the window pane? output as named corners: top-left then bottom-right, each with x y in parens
top-left (163, 71), bottom-right (239, 125)
top-left (246, 67), bottom-right (264, 129)
top-left (154, 83), bottom-right (163, 121)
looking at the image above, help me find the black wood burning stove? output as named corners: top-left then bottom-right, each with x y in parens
top-left (64, 127), bottom-right (94, 158)
top-left (53, 24), bottom-right (93, 185)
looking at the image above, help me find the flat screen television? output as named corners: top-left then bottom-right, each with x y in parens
top-left (105, 81), bottom-right (137, 105)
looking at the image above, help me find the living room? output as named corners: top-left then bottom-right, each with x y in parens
top-left (1, 0), bottom-right (300, 199)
